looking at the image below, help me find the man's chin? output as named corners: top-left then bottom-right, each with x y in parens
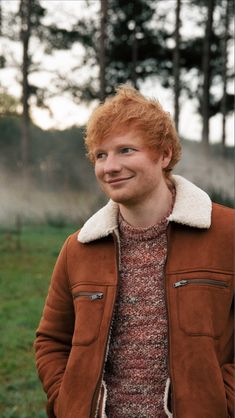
top-left (106, 194), bottom-right (134, 206)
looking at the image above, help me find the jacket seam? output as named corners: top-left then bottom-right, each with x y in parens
top-left (65, 235), bottom-right (73, 290)
top-left (167, 269), bottom-right (233, 275)
top-left (71, 282), bottom-right (117, 289)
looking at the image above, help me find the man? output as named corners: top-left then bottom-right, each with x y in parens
top-left (35, 86), bottom-right (234, 418)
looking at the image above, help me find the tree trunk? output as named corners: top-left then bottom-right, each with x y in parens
top-left (20, 0), bottom-right (32, 171)
top-left (0, 0), bottom-right (2, 37)
top-left (221, 0), bottom-right (229, 148)
top-left (173, 0), bottom-right (181, 132)
top-left (201, 0), bottom-right (215, 147)
top-left (99, 0), bottom-right (108, 101)
top-left (131, 23), bottom-right (138, 89)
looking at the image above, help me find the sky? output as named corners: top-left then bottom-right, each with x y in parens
top-left (0, 0), bottom-right (234, 146)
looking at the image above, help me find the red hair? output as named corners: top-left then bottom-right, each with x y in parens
top-left (85, 85), bottom-right (181, 177)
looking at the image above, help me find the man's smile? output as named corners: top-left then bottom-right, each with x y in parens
top-left (106, 176), bottom-right (134, 185)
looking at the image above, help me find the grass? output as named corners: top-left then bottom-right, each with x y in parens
top-left (0, 224), bottom-right (78, 417)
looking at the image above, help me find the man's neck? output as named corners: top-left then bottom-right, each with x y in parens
top-left (118, 183), bottom-right (173, 228)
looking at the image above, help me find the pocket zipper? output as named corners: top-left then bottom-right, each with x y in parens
top-left (173, 279), bottom-right (229, 288)
top-left (73, 291), bottom-right (104, 301)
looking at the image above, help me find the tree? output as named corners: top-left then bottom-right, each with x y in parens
top-left (221, 0), bottom-right (230, 147)
top-left (58, 0), bottom-right (233, 146)
top-left (130, 21), bottom-right (137, 88)
top-left (20, 0), bottom-right (32, 169)
top-left (51, 0), bottom-right (173, 101)
top-left (201, 0), bottom-right (215, 146)
top-left (2, 0), bottom-right (74, 168)
top-left (1, 0), bottom-right (233, 148)
top-left (0, 0), bottom-right (48, 169)
top-left (0, 0), bottom-right (5, 69)
top-left (105, 0), bottom-right (169, 93)
top-left (99, 0), bottom-right (108, 101)
top-left (179, 0), bottom-right (234, 146)
top-left (173, 0), bottom-right (181, 132)
top-left (0, 0), bottom-right (2, 36)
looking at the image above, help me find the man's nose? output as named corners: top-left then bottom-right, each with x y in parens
top-left (103, 154), bottom-right (121, 174)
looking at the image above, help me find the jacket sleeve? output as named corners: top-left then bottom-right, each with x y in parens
top-left (34, 237), bottom-right (74, 417)
top-left (221, 363), bottom-right (234, 418)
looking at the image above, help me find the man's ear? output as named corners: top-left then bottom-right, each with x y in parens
top-left (161, 147), bottom-right (172, 169)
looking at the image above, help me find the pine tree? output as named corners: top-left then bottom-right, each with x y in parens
top-left (201, 0), bottom-right (215, 146)
top-left (173, 0), bottom-right (181, 132)
top-left (221, 0), bottom-right (231, 147)
top-left (99, 0), bottom-right (108, 101)
top-left (20, 0), bottom-right (32, 169)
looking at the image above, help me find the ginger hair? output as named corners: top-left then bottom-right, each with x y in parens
top-left (85, 85), bottom-right (181, 177)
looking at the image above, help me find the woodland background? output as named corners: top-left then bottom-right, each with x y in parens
top-left (0, 1), bottom-right (234, 416)
top-left (0, 0), bottom-right (234, 228)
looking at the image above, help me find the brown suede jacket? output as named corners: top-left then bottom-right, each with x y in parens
top-left (35, 176), bottom-right (234, 418)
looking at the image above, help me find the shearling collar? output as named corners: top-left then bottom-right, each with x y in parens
top-left (78, 175), bottom-right (212, 244)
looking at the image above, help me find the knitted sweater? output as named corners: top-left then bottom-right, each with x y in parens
top-left (104, 212), bottom-right (170, 418)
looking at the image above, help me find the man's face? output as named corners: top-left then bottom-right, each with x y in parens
top-left (93, 130), bottom-right (171, 207)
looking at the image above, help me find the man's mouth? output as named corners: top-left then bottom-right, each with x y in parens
top-left (106, 176), bottom-right (133, 184)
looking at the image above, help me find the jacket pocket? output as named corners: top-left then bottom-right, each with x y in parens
top-left (72, 286), bottom-right (105, 346)
top-left (173, 277), bottom-right (231, 338)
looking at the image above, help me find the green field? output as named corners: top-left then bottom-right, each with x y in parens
top-left (0, 224), bottom-right (78, 418)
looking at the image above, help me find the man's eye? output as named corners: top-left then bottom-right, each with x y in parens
top-left (121, 147), bottom-right (135, 154)
top-left (95, 152), bottom-right (106, 160)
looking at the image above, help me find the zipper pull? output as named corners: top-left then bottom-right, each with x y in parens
top-left (90, 293), bottom-right (103, 301)
top-left (173, 280), bottom-right (188, 288)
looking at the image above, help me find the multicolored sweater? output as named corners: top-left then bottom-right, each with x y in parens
top-left (104, 210), bottom-right (170, 417)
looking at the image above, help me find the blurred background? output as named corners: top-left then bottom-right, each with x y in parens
top-left (0, 0), bottom-right (234, 416)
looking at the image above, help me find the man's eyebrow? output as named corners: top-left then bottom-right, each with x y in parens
top-left (94, 147), bottom-right (105, 153)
